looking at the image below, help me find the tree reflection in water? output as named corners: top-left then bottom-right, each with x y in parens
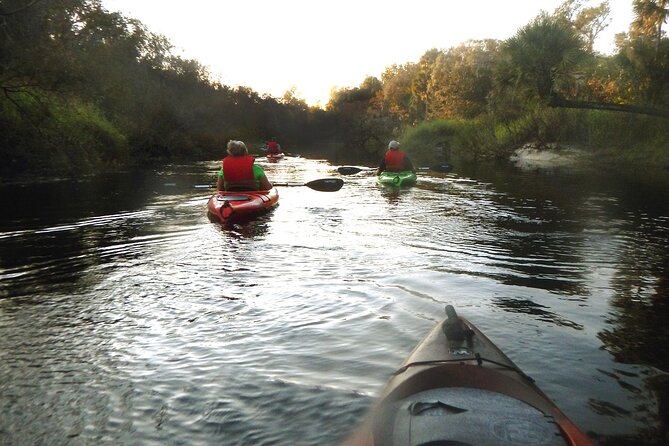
top-left (598, 252), bottom-right (669, 445)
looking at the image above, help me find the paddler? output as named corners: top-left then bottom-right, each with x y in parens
top-left (217, 140), bottom-right (273, 191)
top-left (265, 137), bottom-right (282, 155)
top-left (376, 140), bottom-right (416, 175)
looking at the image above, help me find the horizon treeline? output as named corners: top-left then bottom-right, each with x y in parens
top-left (1, 0), bottom-right (668, 176)
top-left (327, 0), bottom-right (669, 166)
top-left (0, 0), bottom-right (339, 176)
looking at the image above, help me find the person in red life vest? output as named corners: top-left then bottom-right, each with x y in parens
top-left (217, 140), bottom-right (273, 191)
top-left (377, 140), bottom-right (416, 174)
top-left (265, 137), bottom-right (282, 155)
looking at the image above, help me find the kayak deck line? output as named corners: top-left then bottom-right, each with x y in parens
top-left (214, 195), bottom-right (252, 202)
top-left (392, 353), bottom-right (535, 382)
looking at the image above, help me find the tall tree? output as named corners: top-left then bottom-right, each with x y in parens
top-left (613, 0), bottom-right (669, 105)
top-left (554, 0), bottom-right (611, 52)
top-left (379, 63), bottom-right (420, 124)
top-left (491, 13), bottom-right (589, 116)
top-left (631, 0), bottom-right (668, 53)
top-left (411, 49), bottom-right (440, 121)
top-left (428, 40), bottom-right (499, 119)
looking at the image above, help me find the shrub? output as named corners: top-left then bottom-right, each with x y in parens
top-left (401, 118), bottom-right (499, 164)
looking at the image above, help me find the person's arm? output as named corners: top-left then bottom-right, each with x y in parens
top-left (217, 169), bottom-right (224, 191)
top-left (405, 156), bottom-right (416, 173)
top-left (377, 159), bottom-right (386, 175)
top-left (253, 164), bottom-right (273, 190)
top-left (258, 174), bottom-right (272, 190)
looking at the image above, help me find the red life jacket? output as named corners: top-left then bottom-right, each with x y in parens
top-left (384, 150), bottom-right (406, 171)
top-left (222, 155), bottom-right (256, 190)
top-left (267, 141), bottom-right (280, 154)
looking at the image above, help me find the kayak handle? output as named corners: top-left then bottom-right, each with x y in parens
top-left (443, 305), bottom-right (474, 342)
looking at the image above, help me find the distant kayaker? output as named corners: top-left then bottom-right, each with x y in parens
top-left (266, 137), bottom-right (282, 155)
top-left (217, 140), bottom-right (273, 191)
top-left (377, 140), bottom-right (416, 174)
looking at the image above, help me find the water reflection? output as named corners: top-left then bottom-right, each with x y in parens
top-left (212, 213), bottom-right (275, 239)
top-left (454, 162), bottom-right (669, 445)
top-left (595, 252), bottom-right (669, 445)
top-left (492, 297), bottom-right (584, 329)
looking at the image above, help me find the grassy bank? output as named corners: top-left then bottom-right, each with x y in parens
top-left (399, 108), bottom-right (669, 171)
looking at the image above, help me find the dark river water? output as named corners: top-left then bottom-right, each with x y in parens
top-left (1, 156), bottom-right (668, 445)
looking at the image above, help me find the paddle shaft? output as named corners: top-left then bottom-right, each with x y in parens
top-left (195, 178), bottom-right (343, 192)
top-left (338, 164), bottom-right (452, 175)
top-left (273, 178), bottom-right (343, 192)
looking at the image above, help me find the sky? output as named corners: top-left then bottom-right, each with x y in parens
top-left (102, 0), bottom-right (634, 107)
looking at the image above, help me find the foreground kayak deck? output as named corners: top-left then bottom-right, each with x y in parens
top-left (207, 188), bottom-right (279, 224)
top-left (342, 305), bottom-right (593, 446)
top-left (377, 170), bottom-right (417, 187)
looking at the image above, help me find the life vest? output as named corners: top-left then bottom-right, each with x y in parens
top-left (384, 150), bottom-right (406, 172)
top-left (267, 141), bottom-right (280, 154)
top-left (222, 155), bottom-right (257, 190)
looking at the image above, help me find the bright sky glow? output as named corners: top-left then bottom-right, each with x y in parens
top-left (102, 0), bottom-right (634, 107)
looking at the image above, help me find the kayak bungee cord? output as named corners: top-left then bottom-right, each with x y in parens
top-left (391, 354), bottom-right (535, 382)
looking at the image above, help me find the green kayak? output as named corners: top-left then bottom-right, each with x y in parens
top-left (377, 170), bottom-right (417, 187)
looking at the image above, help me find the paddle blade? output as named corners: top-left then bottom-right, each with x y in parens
top-left (337, 166), bottom-right (366, 175)
top-left (305, 178), bottom-right (344, 192)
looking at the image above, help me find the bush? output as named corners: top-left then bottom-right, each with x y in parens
top-left (54, 98), bottom-right (129, 168)
top-left (401, 118), bottom-right (499, 164)
top-left (0, 91), bottom-right (128, 176)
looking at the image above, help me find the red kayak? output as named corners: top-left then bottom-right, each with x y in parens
top-left (342, 305), bottom-right (594, 446)
top-left (266, 153), bottom-right (285, 162)
top-left (206, 188), bottom-right (279, 224)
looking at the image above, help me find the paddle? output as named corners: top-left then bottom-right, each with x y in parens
top-left (273, 178), bottom-right (343, 192)
top-left (194, 178), bottom-right (343, 192)
top-left (337, 166), bottom-right (375, 175)
top-left (337, 164), bottom-right (453, 175)
top-left (420, 164), bottom-right (453, 173)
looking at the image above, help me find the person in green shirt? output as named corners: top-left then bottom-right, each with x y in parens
top-left (217, 140), bottom-right (273, 191)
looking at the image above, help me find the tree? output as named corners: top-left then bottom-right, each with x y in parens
top-left (613, 0), bottom-right (669, 105)
top-left (379, 63), bottom-right (420, 124)
top-left (326, 78), bottom-right (394, 161)
top-left (491, 13), bottom-right (589, 117)
top-left (631, 0), bottom-right (668, 53)
top-left (428, 40), bottom-right (499, 120)
top-left (411, 49), bottom-right (441, 121)
top-left (554, 0), bottom-right (611, 53)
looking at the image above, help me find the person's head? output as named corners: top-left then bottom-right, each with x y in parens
top-left (227, 140), bottom-right (248, 156)
top-left (388, 140), bottom-right (400, 151)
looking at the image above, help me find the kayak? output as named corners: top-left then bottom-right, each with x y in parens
top-left (342, 305), bottom-right (594, 446)
top-left (266, 153), bottom-right (285, 162)
top-left (206, 188), bottom-right (279, 224)
top-left (377, 170), bottom-right (417, 187)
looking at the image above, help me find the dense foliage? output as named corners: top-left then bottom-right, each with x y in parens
top-left (328, 0), bottom-right (669, 167)
top-left (0, 0), bottom-right (337, 175)
top-left (1, 0), bottom-right (668, 176)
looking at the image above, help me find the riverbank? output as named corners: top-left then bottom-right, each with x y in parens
top-left (509, 143), bottom-right (669, 178)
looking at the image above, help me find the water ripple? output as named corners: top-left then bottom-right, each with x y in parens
top-left (1, 162), bottom-right (668, 445)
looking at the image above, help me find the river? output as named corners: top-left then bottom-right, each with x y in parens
top-left (1, 155), bottom-right (668, 445)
